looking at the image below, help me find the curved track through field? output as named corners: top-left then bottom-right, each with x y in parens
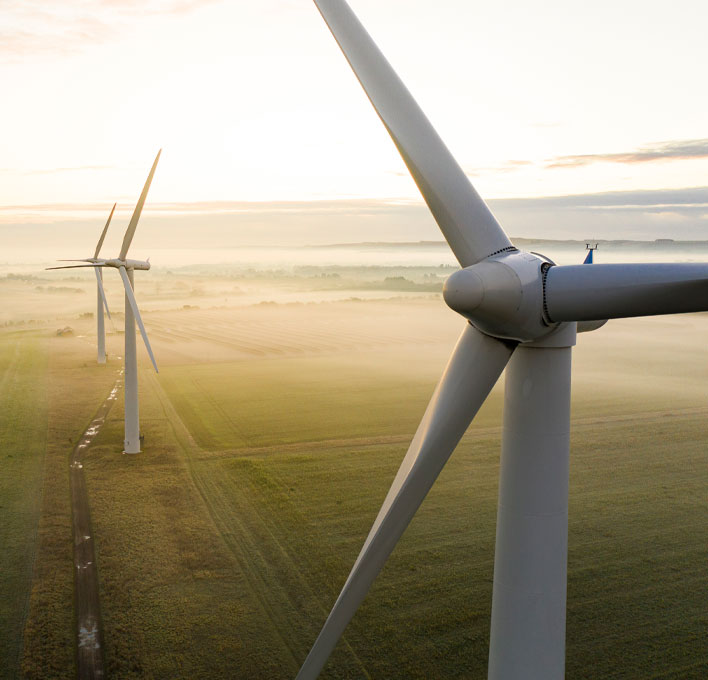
top-left (70, 371), bottom-right (122, 680)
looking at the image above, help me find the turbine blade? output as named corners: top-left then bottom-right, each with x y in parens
top-left (46, 264), bottom-right (105, 270)
top-left (94, 267), bottom-right (111, 320)
top-left (545, 263), bottom-right (708, 322)
top-left (118, 150), bottom-right (161, 261)
top-left (119, 266), bottom-right (158, 373)
top-left (297, 324), bottom-right (514, 679)
top-left (94, 203), bottom-right (116, 259)
top-left (313, 0), bottom-right (512, 266)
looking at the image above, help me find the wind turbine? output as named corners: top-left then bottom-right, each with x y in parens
top-left (48, 151), bottom-right (161, 454)
top-left (298, 2), bottom-right (708, 679)
top-left (54, 204), bottom-right (116, 363)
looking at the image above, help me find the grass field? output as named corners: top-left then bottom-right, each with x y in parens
top-left (0, 332), bottom-right (48, 680)
top-left (19, 333), bottom-right (123, 680)
top-left (3, 295), bottom-right (707, 678)
top-left (79, 372), bottom-right (294, 679)
top-left (149, 307), bottom-right (708, 678)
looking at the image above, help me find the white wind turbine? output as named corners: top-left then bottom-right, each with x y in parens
top-left (55, 204), bottom-right (116, 364)
top-left (49, 151), bottom-right (161, 454)
top-left (298, 2), bottom-right (708, 679)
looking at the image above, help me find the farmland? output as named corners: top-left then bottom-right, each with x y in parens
top-left (0, 333), bottom-right (48, 679)
top-left (1, 273), bottom-right (707, 678)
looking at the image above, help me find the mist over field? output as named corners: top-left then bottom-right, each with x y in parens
top-left (4, 233), bottom-right (708, 328)
top-left (2, 234), bottom-right (707, 678)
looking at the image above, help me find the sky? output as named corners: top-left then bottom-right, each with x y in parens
top-left (2, 0), bottom-right (708, 256)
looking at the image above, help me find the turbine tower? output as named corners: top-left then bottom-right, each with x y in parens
top-left (49, 151), bottom-right (161, 454)
top-left (298, 2), bottom-right (708, 679)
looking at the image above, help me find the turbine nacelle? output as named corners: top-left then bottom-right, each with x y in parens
top-left (103, 258), bottom-right (151, 271)
top-left (443, 251), bottom-right (557, 343)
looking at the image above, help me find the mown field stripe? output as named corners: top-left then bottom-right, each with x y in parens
top-left (145, 371), bottom-right (372, 679)
top-left (144, 372), bottom-right (301, 671)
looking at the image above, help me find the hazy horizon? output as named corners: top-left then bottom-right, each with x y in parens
top-left (3, 185), bottom-right (708, 267)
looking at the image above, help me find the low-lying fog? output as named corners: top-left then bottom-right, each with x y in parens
top-left (3, 238), bottom-right (708, 329)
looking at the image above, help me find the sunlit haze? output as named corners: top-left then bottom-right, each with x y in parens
top-left (2, 0), bottom-right (708, 256)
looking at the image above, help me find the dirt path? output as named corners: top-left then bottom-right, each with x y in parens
top-left (70, 373), bottom-right (122, 680)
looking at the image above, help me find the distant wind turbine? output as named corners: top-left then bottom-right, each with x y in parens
top-left (48, 151), bottom-right (161, 454)
top-left (55, 204), bottom-right (116, 364)
top-left (297, 2), bottom-right (708, 679)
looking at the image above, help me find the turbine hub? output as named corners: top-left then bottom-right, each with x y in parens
top-left (443, 251), bottom-right (557, 343)
top-left (442, 268), bottom-right (485, 312)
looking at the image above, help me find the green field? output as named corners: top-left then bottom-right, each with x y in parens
top-left (19, 333), bottom-right (124, 680)
top-left (0, 332), bottom-right (48, 680)
top-left (151, 330), bottom-right (708, 679)
top-left (157, 353), bottom-right (476, 450)
top-left (3, 304), bottom-right (707, 679)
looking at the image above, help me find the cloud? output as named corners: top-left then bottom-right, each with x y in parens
top-left (3, 189), bottom-right (708, 217)
top-left (546, 139), bottom-right (708, 169)
top-left (0, 165), bottom-right (115, 176)
top-left (0, 198), bottom-right (425, 216)
top-left (0, 19), bottom-right (113, 59)
top-left (0, 0), bottom-right (221, 59)
top-left (486, 187), bottom-right (708, 241)
top-left (3, 189), bottom-right (708, 244)
top-left (493, 186), bottom-right (708, 212)
top-left (95, 0), bottom-right (223, 16)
